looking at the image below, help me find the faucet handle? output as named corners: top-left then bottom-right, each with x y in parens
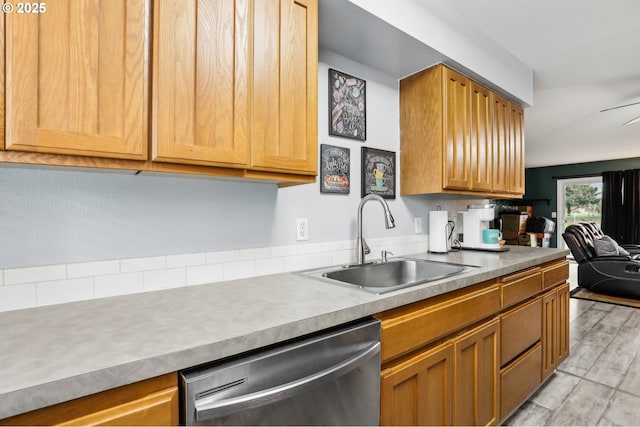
top-left (381, 250), bottom-right (394, 262)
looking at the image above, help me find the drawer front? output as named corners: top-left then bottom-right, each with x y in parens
top-left (542, 259), bottom-right (569, 290)
top-left (500, 343), bottom-right (542, 421)
top-left (377, 282), bottom-right (501, 363)
top-left (501, 269), bottom-right (542, 308)
top-left (501, 298), bottom-right (542, 365)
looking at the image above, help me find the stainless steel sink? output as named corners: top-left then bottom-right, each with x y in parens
top-left (300, 258), bottom-right (470, 294)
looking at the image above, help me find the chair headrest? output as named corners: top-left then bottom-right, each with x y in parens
top-left (563, 224), bottom-right (597, 262)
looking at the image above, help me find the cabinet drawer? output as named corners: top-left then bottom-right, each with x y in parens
top-left (501, 298), bottom-right (542, 365)
top-left (500, 343), bottom-right (542, 421)
top-left (542, 259), bottom-right (569, 290)
top-left (376, 281), bottom-right (500, 363)
top-left (501, 268), bottom-right (542, 308)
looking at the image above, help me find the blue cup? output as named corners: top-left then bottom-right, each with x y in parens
top-left (482, 229), bottom-right (502, 244)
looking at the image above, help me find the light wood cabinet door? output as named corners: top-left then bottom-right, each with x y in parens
top-left (454, 318), bottom-right (500, 426)
top-left (443, 68), bottom-right (471, 190)
top-left (152, 0), bottom-right (251, 167)
top-left (491, 93), bottom-right (510, 193)
top-left (4, 0), bottom-right (149, 160)
top-left (470, 82), bottom-right (493, 192)
top-left (0, 374), bottom-right (178, 426)
top-left (557, 283), bottom-right (570, 364)
top-left (381, 342), bottom-right (454, 426)
top-left (251, 0), bottom-right (317, 174)
top-left (508, 102), bottom-right (525, 194)
top-left (541, 288), bottom-right (559, 379)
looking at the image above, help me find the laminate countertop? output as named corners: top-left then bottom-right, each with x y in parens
top-left (0, 246), bottom-right (569, 419)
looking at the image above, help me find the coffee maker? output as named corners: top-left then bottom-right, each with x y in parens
top-left (460, 204), bottom-right (498, 249)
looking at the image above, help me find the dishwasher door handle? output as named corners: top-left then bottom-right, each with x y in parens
top-left (195, 341), bottom-right (380, 422)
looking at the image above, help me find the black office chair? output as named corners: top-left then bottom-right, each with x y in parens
top-left (563, 223), bottom-right (640, 299)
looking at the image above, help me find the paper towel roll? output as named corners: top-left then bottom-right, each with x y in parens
top-left (429, 210), bottom-right (449, 253)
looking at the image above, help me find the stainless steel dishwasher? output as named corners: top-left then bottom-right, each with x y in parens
top-left (179, 318), bottom-right (380, 426)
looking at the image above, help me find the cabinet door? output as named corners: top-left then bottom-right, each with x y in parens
top-left (557, 283), bottom-right (570, 364)
top-left (442, 68), bottom-right (471, 190)
top-left (508, 103), bottom-right (525, 194)
top-left (491, 93), bottom-right (510, 193)
top-left (454, 318), bottom-right (500, 426)
top-left (5, 0), bottom-right (149, 160)
top-left (541, 288), bottom-right (558, 379)
top-left (152, 0), bottom-right (250, 167)
top-left (470, 82), bottom-right (493, 192)
top-left (381, 342), bottom-right (453, 426)
top-left (251, 0), bottom-right (318, 174)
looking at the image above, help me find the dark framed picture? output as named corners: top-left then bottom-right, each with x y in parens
top-left (320, 144), bottom-right (350, 194)
top-left (361, 147), bottom-right (396, 199)
top-left (329, 68), bottom-right (366, 141)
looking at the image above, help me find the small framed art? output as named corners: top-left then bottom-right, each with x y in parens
top-left (320, 144), bottom-right (350, 194)
top-left (361, 147), bottom-right (396, 199)
top-left (329, 68), bottom-right (366, 141)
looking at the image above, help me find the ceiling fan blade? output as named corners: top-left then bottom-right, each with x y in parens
top-left (623, 115), bottom-right (640, 126)
top-left (600, 101), bottom-right (640, 113)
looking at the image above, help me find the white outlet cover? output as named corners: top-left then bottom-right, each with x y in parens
top-left (296, 218), bottom-right (309, 241)
top-left (414, 217), bottom-right (423, 233)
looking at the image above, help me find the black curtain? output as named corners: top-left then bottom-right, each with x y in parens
top-left (622, 169), bottom-right (640, 244)
top-left (601, 170), bottom-right (624, 242)
top-left (601, 169), bottom-right (640, 244)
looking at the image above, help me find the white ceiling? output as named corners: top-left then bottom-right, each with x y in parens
top-left (319, 0), bottom-right (640, 169)
top-left (417, 0), bottom-right (640, 168)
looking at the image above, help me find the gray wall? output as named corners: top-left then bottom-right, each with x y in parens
top-left (1, 54), bottom-right (486, 269)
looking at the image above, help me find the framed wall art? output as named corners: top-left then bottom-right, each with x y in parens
top-left (361, 147), bottom-right (396, 199)
top-left (329, 68), bottom-right (366, 141)
top-left (320, 144), bottom-right (350, 194)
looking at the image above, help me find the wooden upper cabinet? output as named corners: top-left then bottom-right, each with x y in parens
top-left (442, 68), bottom-right (471, 190)
top-left (152, 0), bottom-right (250, 167)
top-left (4, 0), bottom-right (149, 160)
top-left (400, 64), bottom-right (524, 197)
top-left (470, 82), bottom-right (493, 192)
top-left (251, 0), bottom-right (318, 174)
top-left (491, 93), bottom-right (510, 193)
top-left (509, 102), bottom-right (525, 194)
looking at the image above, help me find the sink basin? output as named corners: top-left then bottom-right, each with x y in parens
top-left (300, 258), bottom-right (470, 294)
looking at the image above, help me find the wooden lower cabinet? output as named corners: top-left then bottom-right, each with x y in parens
top-left (0, 374), bottom-right (178, 426)
top-left (380, 341), bottom-right (454, 426)
top-left (453, 318), bottom-right (500, 426)
top-left (378, 258), bottom-right (571, 426)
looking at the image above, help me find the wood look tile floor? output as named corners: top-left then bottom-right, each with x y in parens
top-left (505, 262), bottom-right (640, 426)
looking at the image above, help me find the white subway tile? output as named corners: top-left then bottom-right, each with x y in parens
top-left (0, 284), bottom-right (37, 312)
top-left (240, 247), bottom-right (271, 260)
top-left (342, 240), bottom-right (356, 250)
top-left (143, 268), bottom-right (186, 291)
top-left (321, 241), bottom-right (343, 252)
top-left (95, 272), bottom-right (144, 298)
top-left (284, 255), bottom-right (310, 272)
top-left (166, 253), bottom-right (206, 268)
top-left (4, 265), bottom-right (66, 285)
top-left (297, 243), bottom-right (325, 255)
top-left (37, 278), bottom-right (94, 306)
top-left (256, 258), bottom-right (286, 276)
top-left (187, 264), bottom-right (224, 286)
top-left (121, 256), bottom-right (166, 273)
top-left (308, 252), bottom-right (333, 269)
top-left (223, 261), bottom-right (256, 281)
top-left (67, 260), bottom-right (119, 279)
top-left (332, 250), bottom-right (353, 266)
top-left (270, 245), bottom-right (298, 257)
top-left (0, 271), bottom-right (3, 286)
top-left (206, 250), bottom-right (241, 264)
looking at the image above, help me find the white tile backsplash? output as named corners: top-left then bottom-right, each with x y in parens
top-left (121, 256), bottom-right (166, 273)
top-left (37, 278), bottom-right (94, 306)
top-left (67, 260), bottom-right (119, 279)
top-left (4, 265), bottom-right (67, 286)
top-left (0, 235), bottom-right (427, 312)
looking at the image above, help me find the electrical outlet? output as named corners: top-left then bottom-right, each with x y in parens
top-left (414, 217), bottom-right (423, 233)
top-left (296, 218), bottom-right (309, 241)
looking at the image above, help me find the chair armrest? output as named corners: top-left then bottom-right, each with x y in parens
top-left (590, 255), bottom-right (634, 262)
